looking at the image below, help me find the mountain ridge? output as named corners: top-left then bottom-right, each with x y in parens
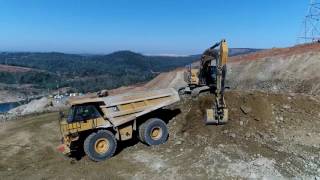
top-left (0, 48), bottom-right (260, 93)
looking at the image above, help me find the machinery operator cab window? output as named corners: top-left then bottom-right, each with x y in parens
top-left (67, 105), bottom-right (101, 123)
top-left (204, 65), bottom-right (217, 85)
top-left (209, 60), bottom-right (217, 81)
top-left (210, 66), bottom-right (217, 79)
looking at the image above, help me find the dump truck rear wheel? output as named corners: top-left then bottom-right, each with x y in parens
top-left (83, 130), bottom-right (117, 162)
top-left (140, 118), bottom-right (168, 146)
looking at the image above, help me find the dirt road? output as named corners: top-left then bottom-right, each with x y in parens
top-left (0, 91), bottom-right (319, 179)
top-left (107, 68), bottom-right (186, 95)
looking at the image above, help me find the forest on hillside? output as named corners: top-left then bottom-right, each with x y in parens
top-left (0, 51), bottom-right (198, 92)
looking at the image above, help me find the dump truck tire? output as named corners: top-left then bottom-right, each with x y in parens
top-left (84, 130), bottom-right (117, 162)
top-left (138, 122), bottom-right (146, 143)
top-left (140, 118), bottom-right (168, 146)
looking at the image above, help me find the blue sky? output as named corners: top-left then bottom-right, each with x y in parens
top-left (0, 0), bottom-right (309, 55)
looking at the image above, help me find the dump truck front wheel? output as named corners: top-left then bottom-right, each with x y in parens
top-left (139, 118), bottom-right (168, 146)
top-left (84, 130), bottom-right (117, 162)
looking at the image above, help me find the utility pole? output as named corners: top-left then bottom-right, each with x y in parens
top-left (298, 0), bottom-right (320, 43)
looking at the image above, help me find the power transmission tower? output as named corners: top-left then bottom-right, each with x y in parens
top-left (299, 0), bottom-right (320, 43)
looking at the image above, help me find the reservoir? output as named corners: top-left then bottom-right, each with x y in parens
top-left (0, 102), bottom-right (21, 113)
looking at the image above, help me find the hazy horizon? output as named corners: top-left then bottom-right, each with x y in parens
top-left (0, 46), bottom-right (265, 57)
top-left (0, 0), bottom-right (308, 54)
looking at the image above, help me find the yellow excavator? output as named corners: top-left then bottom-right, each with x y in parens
top-left (180, 39), bottom-right (228, 125)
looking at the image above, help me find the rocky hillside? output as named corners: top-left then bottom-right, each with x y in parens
top-left (228, 43), bottom-right (320, 94)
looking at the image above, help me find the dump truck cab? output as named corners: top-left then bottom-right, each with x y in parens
top-left (57, 88), bottom-right (180, 161)
top-left (66, 105), bottom-right (102, 123)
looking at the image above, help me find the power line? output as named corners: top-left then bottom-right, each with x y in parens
top-left (298, 0), bottom-right (320, 43)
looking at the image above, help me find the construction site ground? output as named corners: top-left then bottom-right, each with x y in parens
top-left (0, 90), bottom-right (319, 179)
top-left (1, 43), bottom-right (320, 179)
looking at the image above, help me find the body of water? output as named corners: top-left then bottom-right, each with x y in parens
top-left (0, 102), bottom-right (21, 113)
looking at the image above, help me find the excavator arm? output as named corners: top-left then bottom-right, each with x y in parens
top-left (205, 39), bottom-right (228, 125)
top-left (180, 39), bottom-right (229, 125)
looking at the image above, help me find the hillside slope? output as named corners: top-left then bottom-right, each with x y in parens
top-left (0, 48), bottom-right (261, 103)
top-left (0, 51), bottom-right (198, 92)
top-left (228, 43), bottom-right (320, 94)
top-left (109, 43), bottom-right (320, 96)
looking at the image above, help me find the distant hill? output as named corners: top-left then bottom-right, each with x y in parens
top-left (229, 48), bottom-right (262, 56)
top-left (0, 51), bottom-right (197, 92)
top-left (0, 48), bottom-right (260, 92)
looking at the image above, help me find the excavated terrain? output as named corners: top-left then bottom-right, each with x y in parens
top-left (1, 43), bottom-right (320, 179)
top-left (228, 43), bottom-right (320, 94)
top-left (0, 91), bottom-right (319, 179)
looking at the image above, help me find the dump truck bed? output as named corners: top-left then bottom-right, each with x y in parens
top-left (68, 88), bottom-right (180, 127)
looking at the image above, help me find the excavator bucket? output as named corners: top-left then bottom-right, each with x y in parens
top-left (204, 108), bottom-right (228, 125)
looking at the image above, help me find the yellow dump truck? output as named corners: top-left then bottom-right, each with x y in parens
top-left (57, 88), bottom-right (180, 161)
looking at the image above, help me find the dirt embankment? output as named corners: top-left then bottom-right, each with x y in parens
top-left (186, 43), bottom-right (320, 95)
top-left (0, 91), bottom-right (319, 179)
top-left (108, 69), bottom-right (187, 95)
top-left (227, 43), bottom-right (320, 95)
top-left (230, 43), bottom-right (320, 62)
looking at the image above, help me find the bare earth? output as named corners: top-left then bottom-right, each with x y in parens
top-left (1, 43), bottom-right (320, 179)
top-left (0, 90), bottom-right (25, 103)
top-left (0, 91), bottom-right (319, 179)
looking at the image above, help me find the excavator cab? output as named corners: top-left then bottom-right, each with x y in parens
top-left (204, 65), bottom-right (217, 86)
